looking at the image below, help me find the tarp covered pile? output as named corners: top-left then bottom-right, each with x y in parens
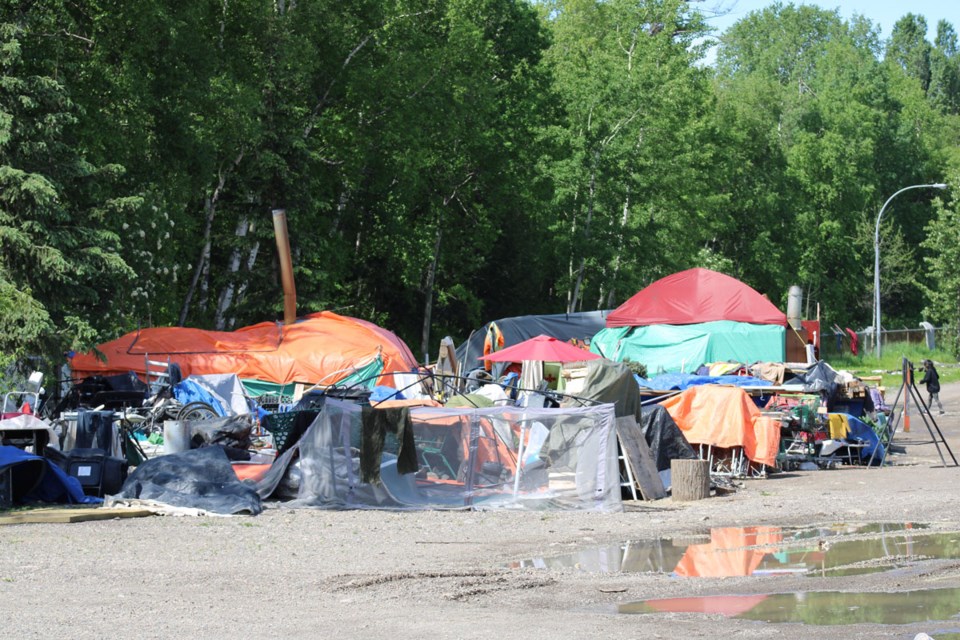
top-left (69, 311), bottom-right (418, 390)
top-left (659, 386), bottom-right (781, 467)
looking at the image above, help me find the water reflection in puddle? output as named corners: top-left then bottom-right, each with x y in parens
top-left (509, 524), bottom-right (959, 578)
top-left (618, 588), bottom-right (960, 625)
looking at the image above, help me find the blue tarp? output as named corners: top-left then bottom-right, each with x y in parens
top-left (173, 379), bottom-right (228, 416)
top-left (841, 413), bottom-right (885, 465)
top-left (0, 445), bottom-right (101, 505)
top-left (640, 373), bottom-right (774, 391)
top-left (370, 386), bottom-right (407, 402)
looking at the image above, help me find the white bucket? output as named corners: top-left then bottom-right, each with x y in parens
top-left (163, 420), bottom-right (191, 454)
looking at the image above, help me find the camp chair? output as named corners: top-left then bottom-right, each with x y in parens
top-left (144, 356), bottom-right (172, 398)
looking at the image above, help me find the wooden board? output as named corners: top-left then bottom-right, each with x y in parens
top-left (616, 416), bottom-right (666, 500)
top-left (0, 506), bottom-right (155, 526)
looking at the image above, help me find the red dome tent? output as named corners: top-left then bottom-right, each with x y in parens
top-left (605, 268), bottom-right (787, 328)
top-left (591, 268), bottom-right (787, 372)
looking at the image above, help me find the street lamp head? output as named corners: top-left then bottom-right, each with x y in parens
top-left (874, 181), bottom-right (948, 358)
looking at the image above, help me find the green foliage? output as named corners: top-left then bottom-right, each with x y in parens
top-left (3, 0), bottom-right (960, 371)
top-left (929, 21), bottom-right (960, 113)
top-left (0, 20), bottom-right (136, 362)
top-left (887, 14), bottom-right (933, 91)
top-left (622, 359), bottom-right (648, 379)
top-left (921, 176), bottom-right (960, 354)
top-left (714, 3), bottom-right (946, 326)
top-left (542, 0), bottom-right (716, 310)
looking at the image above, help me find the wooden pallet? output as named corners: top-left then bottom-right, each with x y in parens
top-left (0, 506), bottom-right (155, 526)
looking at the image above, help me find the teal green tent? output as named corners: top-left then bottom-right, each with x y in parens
top-left (591, 321), bottom-right (785, 374)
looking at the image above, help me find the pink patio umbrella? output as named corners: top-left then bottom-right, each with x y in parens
top-left (479, 334), bottom-right (600, 363)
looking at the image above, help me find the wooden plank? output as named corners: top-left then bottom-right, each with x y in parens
top-left (616, 416), bottom-right (666, 500)
top-left (0, 507), bottom-right (155, 526)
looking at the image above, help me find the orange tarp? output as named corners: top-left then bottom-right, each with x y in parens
top-left (231, 462), bottom-right (272, 483)
top-left (659, 386), bottom-right (780, 466)
top-left (70, 311), bottom-right (418, 387)
top-left (674, 526), bottom-right (783, 577)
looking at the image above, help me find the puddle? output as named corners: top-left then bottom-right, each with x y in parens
top-left (618, 587), bottom-right (960, 625)
top-left (509, 524), bottom-right (960, 578)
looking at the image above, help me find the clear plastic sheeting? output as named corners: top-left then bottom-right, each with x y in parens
top-left (289, 399), bottom-right (621, 511)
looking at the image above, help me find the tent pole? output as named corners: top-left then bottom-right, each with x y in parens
top-left (513, 423), bottom-right (527, 497)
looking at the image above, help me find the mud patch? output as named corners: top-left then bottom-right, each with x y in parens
top-left (332, 569), bottom-right (556, 601)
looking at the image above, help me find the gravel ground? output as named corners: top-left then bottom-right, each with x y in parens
top-left (3, 381), bottom-right (960, 639)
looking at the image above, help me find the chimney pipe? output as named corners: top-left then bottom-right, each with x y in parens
top-left (786, 285), bottom-right (803, 330)
top-left (272, 208), bottom-right (297, 325)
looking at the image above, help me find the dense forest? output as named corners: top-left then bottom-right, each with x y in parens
top-left (3, 0), bottom-right (960, 368)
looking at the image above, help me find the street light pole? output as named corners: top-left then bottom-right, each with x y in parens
top-left (874, 183), bottom-right (948, 358)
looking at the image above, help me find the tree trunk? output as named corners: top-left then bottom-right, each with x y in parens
top-left (197, 249), bottom-right (211, 314)
top-left (179, 195), bottom-right (216, 326)
top-left (228, 237), bottom-right (260, 330)
top-left (607, 188), bottom-right (630, 307)
top-left (178, 151), bottom-right (243, 326)
top-left (420, 226), bottom-right (443, 363)
top-left (568, 154), bottom-right (598, 314)
top-left (215, 216), bottom-right (251, 330)
top-left (671, 459), bottom-right (710, 501)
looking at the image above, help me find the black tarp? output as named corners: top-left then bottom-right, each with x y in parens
top-left (787, 360), bottom-right (839, 397)
top-left (186, 413), bottom-right (255, 457)
top-left (113, 446), bottom-right (262, 515)
top-left (456, 311), bottom-right (610, 377)
top-left (640, 405), bottom-right (696, 471)
top-left (75, 410), bottom-right (115, 450)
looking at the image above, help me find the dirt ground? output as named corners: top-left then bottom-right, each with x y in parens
top-left (3, 381), bottom-right (960, 639)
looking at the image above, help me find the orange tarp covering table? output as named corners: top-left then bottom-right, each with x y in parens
top-left (69, 311), bottom-right (418, 387)
top-left (659, 386), bottom-right (780, 466)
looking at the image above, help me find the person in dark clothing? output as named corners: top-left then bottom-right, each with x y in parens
top-left (919, 359), bottom-right (944, 414)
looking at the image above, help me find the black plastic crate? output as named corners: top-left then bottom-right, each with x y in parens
top-left (64, 448), bottom-right (128, 497)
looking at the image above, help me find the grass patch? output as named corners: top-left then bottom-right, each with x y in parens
top-left (825, 341), bottom-right (960, 388)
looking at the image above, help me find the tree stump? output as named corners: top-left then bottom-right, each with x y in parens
top-left (671, 459), bottom-right (710, 501)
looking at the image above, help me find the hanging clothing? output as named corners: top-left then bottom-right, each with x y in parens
top-left (828, 413), bottom-right (850, 439)
top-left (360, 406), bottom-right (419, 485)
top-left (845, 328), bottom-right (859, 356)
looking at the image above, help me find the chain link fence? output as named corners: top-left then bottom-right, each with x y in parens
top-left (818, 326), bottom-right (953, 359)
